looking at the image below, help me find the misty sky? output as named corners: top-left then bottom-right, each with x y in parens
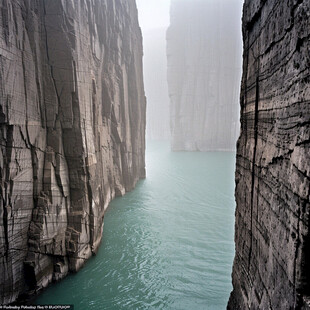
top-left (136, 0), bottom-right (244, 33)
top-left (136, 0), bottom-right (170, 32)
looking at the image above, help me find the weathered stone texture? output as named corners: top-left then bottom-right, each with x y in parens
top-left (0, 0), bottom-right (145, 304)
top-left (167, 0), bottom-right (242, 151)
top-left (228, 0), bottom-right (310, 309)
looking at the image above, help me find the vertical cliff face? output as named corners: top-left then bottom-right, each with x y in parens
top-left (228, 0), bottom-right (310, 309)
top-left (0, 0), bottom-right (145, 304)
top-left (167, 0), bottom-right (242, 151)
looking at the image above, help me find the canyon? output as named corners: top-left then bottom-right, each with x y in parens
top-left (228, 0), bottom-right (310, 309)
top-left (0, 0), bottom-right (309, 308)
top-left (0, 0), bottom-right (145, 304)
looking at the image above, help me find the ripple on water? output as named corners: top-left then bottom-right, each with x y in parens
top-left (35, 141), bottom-right (236, 310)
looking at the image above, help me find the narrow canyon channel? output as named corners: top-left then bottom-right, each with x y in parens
top-left (34, 141), bottom-right (236, 309)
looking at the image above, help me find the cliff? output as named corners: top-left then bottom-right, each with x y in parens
top-left (167, 0), bottom-right (242, 151)
top-left (0, 0), bottom-right (145, 304)
top-left (228, 0), bottom-right (310, 309)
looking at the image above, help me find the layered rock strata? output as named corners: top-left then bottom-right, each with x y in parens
top-left (0, 0), bottom-right (145, 304)
top-left (228, 0), bottom-right (310, 309)
top-left (167, 0), bottom-right (242, 151)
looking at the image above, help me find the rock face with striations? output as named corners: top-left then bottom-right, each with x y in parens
top-left (167, 0), bottom-right (242, 151)
top-left (228, 0), bottom-right (310, 309)
top-left (0, 0), bottom-right (145, 304)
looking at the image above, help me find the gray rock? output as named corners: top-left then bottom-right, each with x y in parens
top-left (167, 0), bottom-right (243, 151)
top-left (228, 0), bottom-right (310, 309)
top-left (0, 0), bottom-right (145, 304)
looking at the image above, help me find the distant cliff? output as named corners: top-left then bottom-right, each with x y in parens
top-left (228, 0), bottom-right (310, 309)
top-left (0, 0), bottom-right (145, 304)
top-left (167, 0), bottom-right (242, 151)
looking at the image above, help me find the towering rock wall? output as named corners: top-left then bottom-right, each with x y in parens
top-left (0, 0), bottom-right (145, 304)
top-left (167, 0), bottom-right (242, 151)
top-left (228, 0), bottom-right (310, 309)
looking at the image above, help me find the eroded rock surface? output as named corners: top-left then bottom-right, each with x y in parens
top-left (228, 0), bottom-right (310, 309)
top-left (0, 0), bottom-right (145, 304)
top-left (167, 0), bottom-right (242, 151)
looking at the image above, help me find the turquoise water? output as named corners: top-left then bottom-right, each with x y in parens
top-left (35, 141), bottom-right (236, 309)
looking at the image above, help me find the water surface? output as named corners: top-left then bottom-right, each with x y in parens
top-left (35, 141), bottom-right (236, 309)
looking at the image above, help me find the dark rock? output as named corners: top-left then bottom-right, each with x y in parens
top-left (228, 0), bottom-right (310, 309)
top-left (0, 0), bottom-right (145, 304)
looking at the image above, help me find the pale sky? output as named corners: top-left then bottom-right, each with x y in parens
top-left (136, 0), bottom-right (171, 33)
top-left (136, 0), bottom-right (244, 34)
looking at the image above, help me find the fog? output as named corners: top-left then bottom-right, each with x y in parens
top-left (136, 0), bottom-right (170, 32)
top-left (136, 0), bottom-right (171, 140)
top-left (136, 0), bottom-right (244, 148)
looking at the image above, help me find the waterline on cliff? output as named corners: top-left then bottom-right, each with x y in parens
top-left (35, 141), bottom-right (236, 309)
